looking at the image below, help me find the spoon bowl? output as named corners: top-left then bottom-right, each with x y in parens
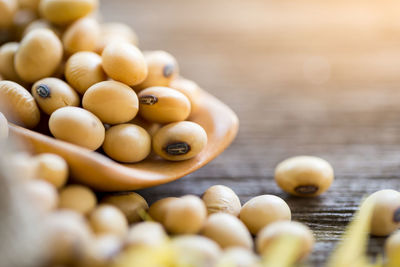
top-left (8, 89), bottom-right (238, 191)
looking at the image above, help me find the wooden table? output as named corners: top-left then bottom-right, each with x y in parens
top-left (101, 0), bottom-right (400, 265)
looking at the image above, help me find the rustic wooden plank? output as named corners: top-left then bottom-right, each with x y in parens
top-left (100, 0), bottom-right (400, 265)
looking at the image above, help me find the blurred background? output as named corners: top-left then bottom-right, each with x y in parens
top-left (100, 0), bottom-right (400, 264)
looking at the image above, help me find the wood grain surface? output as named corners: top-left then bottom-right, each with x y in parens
top-left (100, 0), bottom-right (400, 265)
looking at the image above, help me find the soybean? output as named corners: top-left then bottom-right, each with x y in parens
top-left (0, 0), bottom-right (17, 28)
top-left (148, 197), bottom-right (179, 223)
top-left (239, 195), bottom-right (291, 235)
top-left (0, 80), bottom-right (40, 128)
top-left (46, 210), bottom-right (93, 265)
top-left (163, 195), bottom-right (207, 235)
top-left (101, 42), bottom-right (147, 86)
top-left (84, 235), bottom-right (123, 267)
top-left (136, 50), bottom-right (178, 89)
top-left (49, 106), bottom-right (105, 150)
top-left (96, 22), bottom-right (138, 54)
top-left (138, 86), bottom-right (191, 123)
top-left (89, 204), bottom-right (128, 238)
top-left (0, 112), bottom-right (8, 138)
top-left (101, 192), bottom-right (148, 224)
top-left (152, 121), bottom-right (207, 161)
top-left (25, 179), bottom-right (58, 213)
top-left (367, 189), bottom-right (400, 236)
top-left (65, 51), bottom-right (106, 94)
top-left (83, 81), bottom-right (139, 124)
top-left (32, 77), bottom-right (80, 115)
top-left (33, 153), bottom-right (68, 189)
top-left (39, 0), bottom-right (98, 25)
top-left (170, 77), bottom-right (201, 115)
top-left (62, 17), bottom-right (100, 54)
top-left (202, 185), bottom-right (241, 216)
top-left (385, 230), bottom-right (400, 266)
top-left (15, 28), bottom-right (63, 83)
top-left (103, 124), bottom-right (151, 163)
top-left (125, 222), bottom-right (167, 247)
top-left (171, 235), bottom-right (221, 265)
top-left (59, 185), bottom-right (97, 215)
top-left (275, 156), bottom-right (334, 197)
top-left (201, 213), bottom-right (253, 249)
top-left (0, 42), bottom-right (20, 81)
top-left (217, 247), bottom-right (261, 267)
top-left (256, 221), bottom-right (315, 261)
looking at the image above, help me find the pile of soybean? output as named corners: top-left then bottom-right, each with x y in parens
top-left (3, 145), bottom-right (400, 266)
top-left (0, 0), bottom-right (207, 163)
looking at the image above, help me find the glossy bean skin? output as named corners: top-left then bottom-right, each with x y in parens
top-left (239, 195), bottom-right (291, 235)
top-left (275, 156), bottom-right (334, 197)
top-left (32, 77), bottom-right (80, 115)
top-left (101, 192), bottom-right (148, 224)
top-left (39, 0), bottom-right (98, 25)
top-left (65, 51), bottom-right (106, 94)
top-left (256, 221), bottom-right (315, 261)
top-left (15, 28), bottom-right (63, 83)
top-left (101, 42), bottom-right (147, 86)
top-left (0, 42), bottom-right (20, 81)
top-left (0, 80), bottom-right (40, 128)
top-left (95, 22), bottom-right (138, 54)
top-left (49, 106), bottom-right (105, 150)
top-left (152, 121), bottom-right (207, 161)
top-left (138, 86), bottom-right (191, 123)
top-left (62, 17), bottom-right (100, 54)
top-left (0, 0), bottom-right (18, 28)
top-left (135, 50), bottom-right (178, 90)
top-left (83, 81), bottom-right (139, 124)
top-left (103, 124), bottom-right (151, 163)
top-left (59, 185), bottom-right (97, 215)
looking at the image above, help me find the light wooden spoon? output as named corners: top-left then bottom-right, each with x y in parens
top-left (8, 89), bottom-right (238, 191)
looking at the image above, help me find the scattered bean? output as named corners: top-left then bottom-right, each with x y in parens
top-left (32, 153), bottom-right (68, 189)
top-left (62, 17), bottom-right (100, 54)
top-left (101, 192), bottom-right (148, 224)
top-left (59, 185), bottom-right (97, 215)
top-left (202, 185), bottom-right (241, 216)
top-left (275, 156), bottom-right (334, 197)
top-left (89, 204), bottom-right (129, 238)
top-left (201, 212), bottom-right (253, 249)
top-left (125, 221), bottom-right (167, 247)
top-left (256, 221), bottom-right (315, 261)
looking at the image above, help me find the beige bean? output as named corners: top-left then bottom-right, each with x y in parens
top-left (65, 51), bottom-right (106, 94)
top-left (32, 77), bottom-right (80, 115)
top-left (101, 192), bottom-right (148, 224)
top-left (49, 106), bottom-right (105, 150)
top-left (0, 80), bottom-right (40, 128)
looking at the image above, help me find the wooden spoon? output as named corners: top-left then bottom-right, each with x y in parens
top-left (8, 89), bottom-right (238, 191)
